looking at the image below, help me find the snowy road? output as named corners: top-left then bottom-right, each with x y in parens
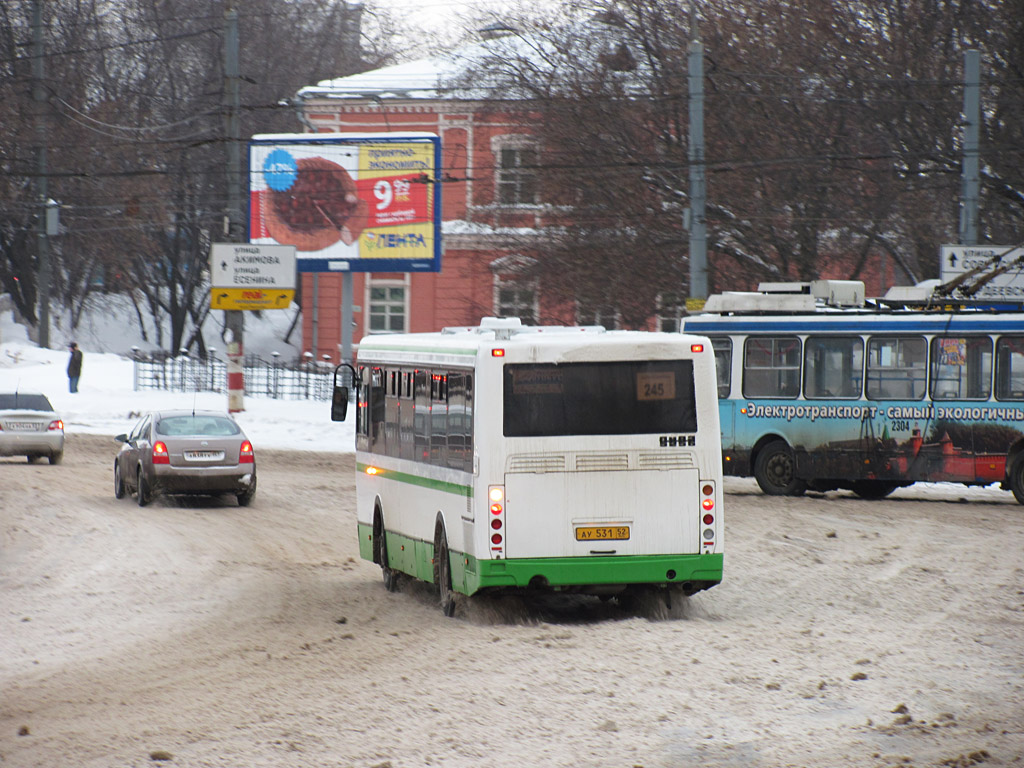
top-left (2, 433), bottom-right (1022, 767)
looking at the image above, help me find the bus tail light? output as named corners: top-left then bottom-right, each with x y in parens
top-left (488, 485), bottom-right (505, 558)
top-left (700, 481), bottom-right (716, 548)
top-left (152, 442), bottom-right (170, 464)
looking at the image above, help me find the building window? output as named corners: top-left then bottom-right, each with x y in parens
top-left (491, 254), bottom-right (538, 325)
top-left (497, 146), bottom-right (538, 206)
top-left (657, 292), bottom-right (684, 332)
top-left (368, 281), bottom-right (406, 333)
top-left (577, 303), bottom-right (620, 329)
top-left (496, 281), bottom-right (537, 324)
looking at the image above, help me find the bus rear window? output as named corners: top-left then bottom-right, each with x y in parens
top-left (503, 360), bottom-right (697, 437)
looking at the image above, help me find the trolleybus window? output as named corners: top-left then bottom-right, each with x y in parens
top-left (743, 336), bottom-right (800, 398)
top-left (503, 360), bottom-right (697, 437)
top-left (709, 337), bottom-right (732, 398)
top-left (930, 336), bottom-right (992, 400)
top-left (866, 336), bottom-right (926, 401)
top-left (995, 337), bottom-right (1024, 401)
top-left (803, 336), bottom-right (863, 399)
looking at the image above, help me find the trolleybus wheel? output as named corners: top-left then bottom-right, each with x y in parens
top-left (1010, 453), bottom-right (1024, 506)
top-left (849, 480), bottom-right (899, 499)
top-left (376, 514), bottom-right (400, 592)
top-left (754, 440), bottom-right (806, 496)
top-left (434, 527), bottom-right (456, 618)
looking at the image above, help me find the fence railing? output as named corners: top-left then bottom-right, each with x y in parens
top-left (131, 350), bottom-right (355, 401)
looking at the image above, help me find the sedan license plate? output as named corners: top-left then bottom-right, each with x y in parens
top-left (184, 450), bottom-right (224, 462)
top-left (7, 422), bottom-right (38, 431)
top-left (575, 525), bottom-right (630, 541)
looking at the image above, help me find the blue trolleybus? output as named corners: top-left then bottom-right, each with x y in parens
top-left (682, 280), bottom-right (1024, 503)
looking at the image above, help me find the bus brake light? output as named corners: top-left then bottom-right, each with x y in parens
top-left (702, 498), bottom-right (714, 510)
top-left (691, 343), bottom-right (704, 353)
top-left (492, 349), bottom-right (505, 357)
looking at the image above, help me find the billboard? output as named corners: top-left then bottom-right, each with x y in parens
top-left (249, 133), bottom-right (441, 273)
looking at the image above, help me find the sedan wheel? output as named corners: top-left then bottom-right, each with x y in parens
top-left (114, 462), bottom-right (126, 499)
top-left (137, 468), bottom-right (151, 507)
top-left (236, 473), bottom-right (257, 507)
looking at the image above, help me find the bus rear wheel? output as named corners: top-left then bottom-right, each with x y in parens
top-left (1009, 453), bottom-right (1024, 505)
top-left (849, 480), bottom-right (899, 499)
top-left (434, 527), bottom-right (456, 618)
top-left (754, 440), bottom-right (806, 496)
top-left (375, 514), bottom-right (400, 592)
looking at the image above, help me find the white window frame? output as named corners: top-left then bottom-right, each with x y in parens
top-left (490, 254), bottom-right (539, 325)
top-left (491, 135), bottom-right (540, 207)
top-left (365, 276), bottom-right (410, 334)
top-left (657, 292), bottom-right (684, 332)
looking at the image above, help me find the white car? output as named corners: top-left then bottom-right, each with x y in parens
top-left (0, 392), bottom-right (65, 464)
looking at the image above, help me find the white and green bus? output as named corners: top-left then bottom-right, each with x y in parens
top-left (331, 317), bottom-right (724, 615)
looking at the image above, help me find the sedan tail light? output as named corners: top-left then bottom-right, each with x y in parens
top-left (48, 419), bottom-right (64, 432)
top-left (240, 441), bottom-right (254, 463)
top-left (152, 441), bottom-right (170, 464)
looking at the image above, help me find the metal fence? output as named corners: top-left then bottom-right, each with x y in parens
top-left (131, 350), bottom-right (355, 401)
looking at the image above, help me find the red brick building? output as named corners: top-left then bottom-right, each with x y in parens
top-left (287, 38), bottom-right (615, 362)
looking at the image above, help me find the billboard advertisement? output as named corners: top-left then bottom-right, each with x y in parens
top-left (249, 133), bottom-right (441, 273)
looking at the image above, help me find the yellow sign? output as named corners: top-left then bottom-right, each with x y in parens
top-left (211, 287), bottom-right (295, 310)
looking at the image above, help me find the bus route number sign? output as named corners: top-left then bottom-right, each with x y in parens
top-left (637, 371), bottom-right (675, 401)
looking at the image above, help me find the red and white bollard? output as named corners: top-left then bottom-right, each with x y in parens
top-left (227, 339), bottom-right (244, 413)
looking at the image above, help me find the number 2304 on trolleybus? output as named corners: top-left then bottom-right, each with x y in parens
top-left (682, 280), bottom-right (1024, 503)
top-left (330, 317), bottom-right (724, 616)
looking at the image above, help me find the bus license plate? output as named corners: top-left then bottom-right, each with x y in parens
top-left (575, 526), bottom-right (630, 541)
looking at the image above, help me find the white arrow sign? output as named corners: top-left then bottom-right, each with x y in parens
top-left (210, 243), bottom-right (296, 289)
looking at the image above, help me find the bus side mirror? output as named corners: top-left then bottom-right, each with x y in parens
top-left (331, 386), bottom-right (349, 422)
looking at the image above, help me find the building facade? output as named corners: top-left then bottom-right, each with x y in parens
top-left (286, 38), bottom-right (620, 362)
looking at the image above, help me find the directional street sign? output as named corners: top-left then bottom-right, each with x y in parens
top-left (210, 243), bottom-right (296, 310)
top-left (940, 245), bottom-right (1024, 299)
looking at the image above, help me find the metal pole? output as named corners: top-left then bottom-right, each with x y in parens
top-left (687, 7), bottom-right (708, 301)
top-left (341, 273), bottom-right (353, 363)
top-left (32, 0), bottom-right (51, 347)
top-left (959, 49), bottom-right (980, 246)
top-left (224, 8), bottom-right (245, 411)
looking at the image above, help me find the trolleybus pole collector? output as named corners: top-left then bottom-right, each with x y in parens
top-left (331, 317), bottom-right (724, 615)
top-left (682, 280), bottom-right (1024, 503)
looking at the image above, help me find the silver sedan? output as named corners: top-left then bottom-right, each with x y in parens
top-left (0, 392), bottom-right (65, 464)
top-left (114, 410), bottom-right (257, 506)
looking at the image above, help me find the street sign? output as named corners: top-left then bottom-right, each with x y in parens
top-left (940, 245), bottom-right (1024, 299)
top-left (211, 287), bottom-right (294, 310)
top-left (210, 243), bottom-right (296, 310)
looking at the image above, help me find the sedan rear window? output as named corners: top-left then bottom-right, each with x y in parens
top-left (0, 393), bottom-right (54, 411)
top-left (156, 416), bottom-right (240, 436)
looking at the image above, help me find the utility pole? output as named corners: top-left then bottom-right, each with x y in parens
top-left (959, 49), bottom-right (980, 246)
top-left (687, 2), bottom-right (708, 302)
top-left (32, 0), bottom-right (51, 347)
top-left (224, 7), bottom-right (245, 411)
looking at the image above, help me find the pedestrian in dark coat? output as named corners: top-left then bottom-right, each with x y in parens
top-left (67, 342), bottom-right (83, 393)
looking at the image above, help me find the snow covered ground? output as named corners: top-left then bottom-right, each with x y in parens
top-left (0, 300), bottom-right (355, 454)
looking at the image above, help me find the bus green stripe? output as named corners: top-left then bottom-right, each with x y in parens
top-left (356, 463), bottom-right (473, 497)
top-left (356, 523), bottom-right (723, 595)
top-left (358, 344), bottom-right (478, 356)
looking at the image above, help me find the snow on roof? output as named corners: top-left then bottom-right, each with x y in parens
top-left (296, 36), bottom-right (549, 102)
